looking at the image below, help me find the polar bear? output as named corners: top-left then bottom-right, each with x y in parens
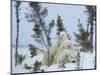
top-left (42, 31), bottom-right (78, 66)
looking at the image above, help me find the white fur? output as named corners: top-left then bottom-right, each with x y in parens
top-left (42, 31), bottom-right (78, 66)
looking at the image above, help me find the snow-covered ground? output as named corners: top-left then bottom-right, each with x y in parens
top-left (80, 51), bottom-right (95, 69)
top-left (12, 47), bottom-right (95, 74)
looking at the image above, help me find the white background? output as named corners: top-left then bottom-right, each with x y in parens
top-left (0, 0), bottom-right (99, 75)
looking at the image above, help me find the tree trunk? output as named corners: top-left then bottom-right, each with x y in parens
top-left (81, 52), bottom-right (85, 69)
top-left (15, 1), bottom-right (20, 66)
top-left (77, 51), bottom-right (80, 69)
top-left (39, 17), bottom-right (51, 66)
top-left (90, 18), bottom-right (94, 53)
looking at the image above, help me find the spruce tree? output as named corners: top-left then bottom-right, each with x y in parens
top-left (74, 19), bottom-right (91, 52)
top-left (56, 15), bottom-right (65, 33)
top-left (85, 6), bottom-right (96, 53)
top-left (74, 19), bottom-right (91, 69)
top-left (26, 2), bottom-right (55, 66)
top-left (85, 6), bottom-right (96, 68)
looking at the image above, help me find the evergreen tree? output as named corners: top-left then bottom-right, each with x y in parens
top-left (74, 19), bottom-right (91, 52)
top-left (26, 2), bottom-right (55, 66)
top-left (74, 19), bottom-right (91, 69)
top-left (85, 6), bottom-right (96, 53)
top-left (56, 15), bottom-right (65, 34)
top-left (85, 6), bottom-right (96, 68)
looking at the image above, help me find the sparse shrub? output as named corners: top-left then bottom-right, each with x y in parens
top-left (33, 61), bottom-right (41, 72)
top-left (17, 54), bottom-right (26, 65)
top-left (29, 44), bottom-right (37, 57)
top-left (24, 63), bottom-right (32, 71)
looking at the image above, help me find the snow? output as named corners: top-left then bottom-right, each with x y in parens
top-left (12, 47), bottom-right (95, 74)
top-left (12, 64), bottom-right (31, 73)
top-left (12, 47), bottom-right (44, 73)
top-left (80, 51), bottom-right (95, 69)
top-left (46, 63), bottom-right (77, 71)
top-left (64, 63), bottom-right (77, 70)
top-left (40, 65), bottom-right (59, 71)
top-left (40, 63), bottom-right (77, 72)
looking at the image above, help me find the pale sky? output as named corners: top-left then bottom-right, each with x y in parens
top-left (12, 1), bottom-right (95, 47)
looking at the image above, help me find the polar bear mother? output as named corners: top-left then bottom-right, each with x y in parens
top-left (42, 31), bottom-right (78, 66)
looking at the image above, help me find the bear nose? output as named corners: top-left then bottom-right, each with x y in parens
top-left (72, 60), bottom-right (75, 63)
